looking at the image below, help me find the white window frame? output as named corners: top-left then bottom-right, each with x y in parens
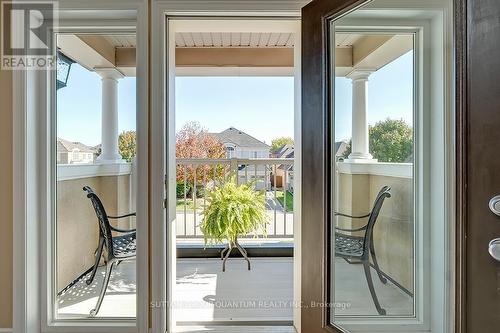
top-left (330, 2), bottom-right (455, 332)
top-left (12, 1), bottom-right (149, 332)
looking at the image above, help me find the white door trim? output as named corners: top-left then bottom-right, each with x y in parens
top-left (12, 1), bottom-right (149, 332)
top-left (150, 1), bottom-right (305, 332)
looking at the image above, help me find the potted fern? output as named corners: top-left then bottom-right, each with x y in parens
top-left (200, 178), bottom-right (269, 271)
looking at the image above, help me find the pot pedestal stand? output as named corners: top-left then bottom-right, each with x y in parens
top-left (220, 239), bottom-right (250, 272)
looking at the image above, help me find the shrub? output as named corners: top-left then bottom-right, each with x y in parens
top-left (176, 182), bottom-right (192, 198)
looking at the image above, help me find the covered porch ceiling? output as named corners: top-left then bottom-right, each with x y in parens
top-left (57, 31), bottom-right (412, 77)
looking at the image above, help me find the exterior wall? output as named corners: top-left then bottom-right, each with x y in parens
top-left (67, 150), bottom-right (94, 164)
top-left (274, 168), bottom-right (294, 192)
top-left (57, 174), bottom-right (132, 291)
top-left (0, 50), bottom-right (13, 328)
top-left (57, 151), bottom-right (95, 164)
top-left (233, 147), bottom-right (269, 158)
top-left (58, 152), bottom-right (69, 164)
top-left (287, 171), bottom-right (294, 192)
top-left (336, 163), bottom-right (414, 293)
top-left (370, 174), bottom-right (414, 293)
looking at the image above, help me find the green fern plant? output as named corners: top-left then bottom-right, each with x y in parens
top-left (200, 178), bottom-right (269, 245)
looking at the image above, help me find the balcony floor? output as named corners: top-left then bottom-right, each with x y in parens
top-left (57, 257), bottom-right (413, 321)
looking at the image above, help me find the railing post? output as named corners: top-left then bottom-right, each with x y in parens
top-left (230, 158), bottom-right (238, 184)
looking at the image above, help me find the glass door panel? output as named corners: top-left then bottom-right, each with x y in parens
top-left (55, 32), bottom-right (138, 320)
top-left (330, 21), bottom-right (416, 321)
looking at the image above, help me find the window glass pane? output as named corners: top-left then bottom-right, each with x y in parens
top-left (330, 14), bottom-right (416, 324)
top-left (55, 33), bottom-right (137, 319)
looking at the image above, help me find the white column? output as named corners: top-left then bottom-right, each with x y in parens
top-left (345, 70), bottom-right (376, 163)
top-left (95, 68), bottom-right (124, 164)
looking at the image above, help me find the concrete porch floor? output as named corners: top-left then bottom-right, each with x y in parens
top-left (56, 257), bottom-right (413, 320)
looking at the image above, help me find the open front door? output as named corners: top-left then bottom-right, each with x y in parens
top-left (457, 0), bottom-right (500, 331)
top-left (301, 0), bottom-right (452, 332)
top-left (301, 1), bottom-right (375, 332)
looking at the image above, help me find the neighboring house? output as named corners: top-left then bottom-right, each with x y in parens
top-left (272, 143), bottom-right (294, 158)
top-left (212, 127), bottom-right (270, 159)
top-left (335, 141), bottom-right (350, 159)
top-left (57, 137), bottom-right (97, 164)
top-left (273, 144), bottom-right (295, 192)
top-left (212, 127), bottom-right (270, 189)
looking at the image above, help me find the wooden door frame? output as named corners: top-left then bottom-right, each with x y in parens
top-left (301, 1), bottom-right (371, 332)
top-left (454, 0), bottom-right (466, 331)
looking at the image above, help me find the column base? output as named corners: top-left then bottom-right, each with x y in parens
top-left (95, 155), bottom-right (126, 164)
top-left (344, 153), bottom-right (377, 164)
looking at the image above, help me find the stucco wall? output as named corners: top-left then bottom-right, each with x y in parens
top-left (0, 51), bottom-right (13, 328)
top-left (57, 174), bottom-right (132, 291)
top-left (337, 171), bottom-right (414, 293)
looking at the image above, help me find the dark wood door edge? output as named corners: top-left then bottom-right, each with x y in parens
top-left (454, 0), bottom-right (467, 332)
top-left (301, 0), bottom-right (371, 332)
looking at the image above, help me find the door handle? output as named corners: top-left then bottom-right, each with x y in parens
top-left (489, 195), bottom-right (500, 216)
top-left (489, 238), bottom-right (500, 261)
top-left (488, 196), bottom-right (500, 261)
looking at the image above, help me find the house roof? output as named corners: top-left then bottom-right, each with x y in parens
top-left (212, 127), bottom-right (270, 149)
top-left (275, 144), bottom-right (293, 157)
top-left (57, 137), bottom-right (97, 153)
top-left (335, 141), bottom-right (349, 157)
top-left (275, 145), bottom-right (294, 171)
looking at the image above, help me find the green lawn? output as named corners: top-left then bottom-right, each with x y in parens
top-left (276, 190), bottom-right (293, 212)
top-left (176, 198), bottom-right (207, 211)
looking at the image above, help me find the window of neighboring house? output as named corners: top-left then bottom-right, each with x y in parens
top-left (227, 146), bottom-right (235, 158)
top-left (253, 151), bottom-right (258, 158)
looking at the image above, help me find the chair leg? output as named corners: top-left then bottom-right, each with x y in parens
top-left (90, 261), bottom-right (115, 317)
top-left (362, 260), bottom-right (386, 315)
top-left (343, 257), bottom-right (362, 265)
top-left (86, 238), bottom-right (104, 285)
top-left (370, 244), bottom-right (387, 284)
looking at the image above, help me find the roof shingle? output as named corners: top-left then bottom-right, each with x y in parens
top-left (212, 127), bottom-right (270, 149)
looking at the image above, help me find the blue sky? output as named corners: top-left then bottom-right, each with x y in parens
top-left (57, 51), bottom-right (413, 145)
top-left (57, 64), bottom-right (137, 146)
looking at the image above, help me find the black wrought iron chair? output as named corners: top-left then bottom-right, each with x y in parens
top-left (334, 186), bottom-right (391, 315)
top-left (83, 186), bottom-right (137, 317)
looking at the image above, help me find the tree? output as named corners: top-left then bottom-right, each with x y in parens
top-left (271, 136), bottom-right (294, 153)
top-left (340, 119), bottom-right (413, 163)
top-left (176, 121), bottom-right (226, 184)
top-left (119, 131), bottom-right (137, 162)
top-left (369, 119), bottom-right (412, 162)
top-left (176, 121), bottom-right (226, 159)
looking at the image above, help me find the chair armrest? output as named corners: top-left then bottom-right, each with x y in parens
top-left (334, 212), bottom-right (370, 219)
top-left (109, 224), bottom-right (136, 233)
top-left (335, 225), bottom-right (368, 232)
top-left (108, 212), bottom-right (136, 219)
